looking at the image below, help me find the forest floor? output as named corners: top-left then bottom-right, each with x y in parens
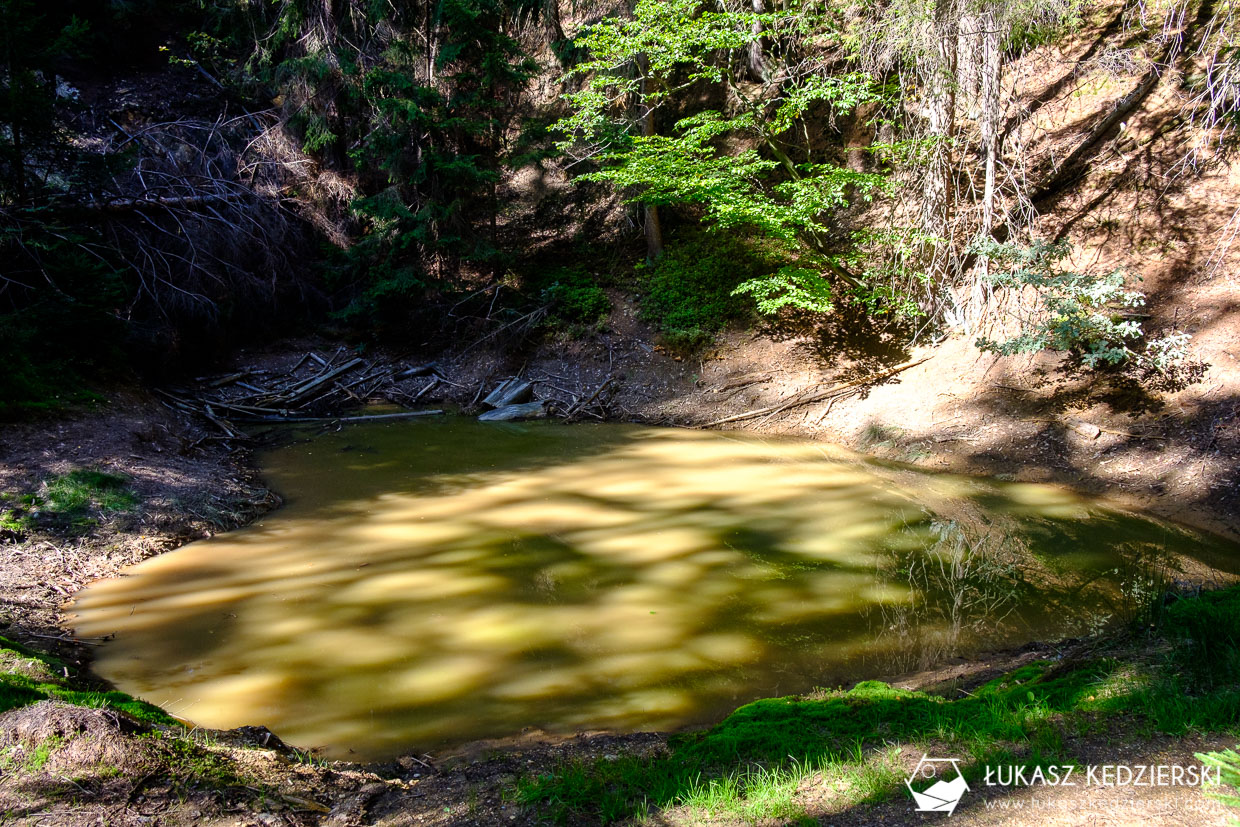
top-left (5, 1), bottom-right (1240, 822)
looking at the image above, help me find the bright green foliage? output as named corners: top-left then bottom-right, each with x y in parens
top-left (1198, 748), bottom-right (1240, 823)
top-left (556, 0), bottom-right (888, 317)
top-left (974, 239), bottom-right (1192, 370)
top-left (733, 266), bottom-right (835, 314)
top-left (639, 234), bottom-right (783, 350)
top-left (733, 227), bottom-right (938, 318)
top-left (0, 505), bottom-right (32, 535)
top-left (584, 110), bottom-right (886, 240)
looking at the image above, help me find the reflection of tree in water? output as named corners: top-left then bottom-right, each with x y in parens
top-left (864, 519), bottom-right (1024, 674)
top-left (73, 421), bottom-right (1235, 759)
top-left (863, 513), bottom-right (1192, 675)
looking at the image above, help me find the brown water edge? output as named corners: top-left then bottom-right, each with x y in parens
top-left (69, 419), bottom-right (1240, 761)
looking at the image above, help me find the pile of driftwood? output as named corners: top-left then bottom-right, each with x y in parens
top-left (159, 349), bottom-right (446, 439)
top-left (470, 374), bottom-right (617, 422)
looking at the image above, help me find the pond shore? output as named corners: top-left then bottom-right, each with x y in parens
top-left (2, 337), bottom-right (1240, 825)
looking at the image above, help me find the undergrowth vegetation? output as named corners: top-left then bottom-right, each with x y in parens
top-left (526, 266), bottom-right (612, 335)
top-left (0, 469), bottom-right (138, 538)
top-left (0, 0), bottom-right (1222, 402)
top-left (636, 233), bottom-right (787, 352)
top-left (974, 239), bottom-right (1193, 372)
top-left (514, 585), bottom-right (1240, 824)
top-left (0, 636), bottom-right (174, 724)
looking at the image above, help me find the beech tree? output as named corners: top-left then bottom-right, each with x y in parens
top-left (555, 0), bottom-right (887, 312)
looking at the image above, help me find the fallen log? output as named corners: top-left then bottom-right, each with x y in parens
top-left (230, 410), bottom-right (445, 424)
top-left (283, 358), bottom-right (365, 403)
top-left (483, 378), bottom-right (534, 409)
top-left (479, 401), bottom-right (548, 422)
top-left (699, 357), bottom-right (932, 428)
top-left (73, 192), bottom-right (243, 214)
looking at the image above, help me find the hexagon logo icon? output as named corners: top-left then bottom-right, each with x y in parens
top-left (906, 754), bottom-right (969, 815)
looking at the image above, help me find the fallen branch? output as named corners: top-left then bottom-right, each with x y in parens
top-left (699, 357), bottom-right (932, 428)
top-left (203, 371), bottom-right (253, 388)
top-left (73, 192), bottom-right (244, 214)
top-left (412, 378), bottom-right (440, 402)
top-left (26, 633), bottom-right (102, 646)
top-left (397, 363), bottom-right (439, 379)
top-left (283, 358), bottom-right (365, 403)
top-left (564, 378), bottom-right (615, 420)
top-left (230, 410), bottom-right (445, 424)
top-left (1021, 417), bottom-right (1167, 440)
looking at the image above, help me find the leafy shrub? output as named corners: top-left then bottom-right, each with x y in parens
top-left (1162, 588), bottom-right (1240, 687)
top-left (732, 266), bottom-right (834, 315)
top-left (1197, 747), bottom-right (1240, 823)
top-left (536, 268), bottom-right (611, 327)
top-left (639, 234), bottom-right (782, 351)
top-left (973, 238), bottom-right (1192, 371)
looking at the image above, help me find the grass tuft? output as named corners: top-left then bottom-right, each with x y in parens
top-left (0, 636), bottom-right (175, 725)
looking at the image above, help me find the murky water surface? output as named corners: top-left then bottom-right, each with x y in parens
top-left (73, 420), bottom-right (1240, 759)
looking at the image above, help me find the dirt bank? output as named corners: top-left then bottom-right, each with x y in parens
top-left (3, 338), bottom-right (1240, 825)
top-left (0, 391), bottom-right (278, 658)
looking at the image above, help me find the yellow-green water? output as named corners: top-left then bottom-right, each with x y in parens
top-left (72, 420), bottom-right (1240, 760)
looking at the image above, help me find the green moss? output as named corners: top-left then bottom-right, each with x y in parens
top-left (0, 637), bottom-right (176, 725)
top-left (157, 735), bottom-right (247, 789)
top-left (515, 586), bottom-right (1240, 825)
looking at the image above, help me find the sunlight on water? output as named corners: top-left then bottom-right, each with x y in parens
top-left (72, 420), bottom-right (1240, 760)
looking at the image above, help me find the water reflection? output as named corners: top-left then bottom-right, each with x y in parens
top-left (71, 421), bottom-right (1239, 760)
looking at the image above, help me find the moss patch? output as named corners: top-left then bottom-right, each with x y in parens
top-left (515, 586), bottom-right (1240, 824)
top-left (0, 636), bottom-right (175, 725)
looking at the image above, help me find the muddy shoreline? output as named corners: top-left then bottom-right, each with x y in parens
top-left (3, 336), bottom-right (1240, 825)
top-left (4, 334), bottom-right (1239, 702)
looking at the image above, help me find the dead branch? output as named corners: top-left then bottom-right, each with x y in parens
top-left (238, 410), bottom-right (444, 424)
top-left (699, 357), bottom-right (932, 428)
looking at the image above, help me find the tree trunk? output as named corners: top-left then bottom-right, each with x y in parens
top-left (922, 0), bottom-right (958, 236)
top-left (748, 0), bottom-right (768, 82)
top-left (4, 29), bottom-right (26, 202)
top-left (637, 52), bottom-right (664, 262)
top-left (979, 1), bottom-right (1002, 236)
top-left (956, 11), bottom-right (982, 117)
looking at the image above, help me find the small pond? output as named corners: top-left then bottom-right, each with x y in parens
top-left (72, 419), bottom-right (1240, 760)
